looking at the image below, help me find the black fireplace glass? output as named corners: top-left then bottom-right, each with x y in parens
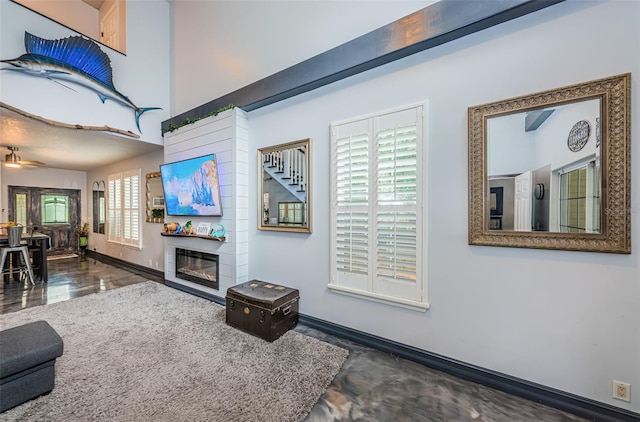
top-left (175, 248), bottom-right (219, 290)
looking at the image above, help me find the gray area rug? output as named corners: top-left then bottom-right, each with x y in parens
top-left (0, 282), bottom-right (348, 421)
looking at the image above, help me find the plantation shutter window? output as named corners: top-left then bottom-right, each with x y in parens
top-left (334, 118), bottom-right (371, 292)
top-left (107, 169), bottom-right (141, 248)
top-left (123, 170), bottom-right (140, 245)
top-left (107, 175), bottom-right (121, 241)
top-left (330, 104), bottom-right (428, 311)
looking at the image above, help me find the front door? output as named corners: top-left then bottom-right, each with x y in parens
top-left (8, 186), bottom-right (80, 256)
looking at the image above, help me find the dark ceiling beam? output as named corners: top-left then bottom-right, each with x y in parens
top-left (525, 109), bottom-right (555, 132)
top-left (162, 0), bottom-right (565, 133)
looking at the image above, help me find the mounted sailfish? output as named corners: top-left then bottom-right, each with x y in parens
top-left (1, 32), bottom-right (160, 133)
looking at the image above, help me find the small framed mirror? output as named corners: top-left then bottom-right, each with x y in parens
top-left (258, 138), bottom-right (312, 233)
top-left (92, 180), bottom-right (105, 234)
top-left (468, 73), bottom-right (630, 253)
top-left (146, 172), bottom-right (164, 223)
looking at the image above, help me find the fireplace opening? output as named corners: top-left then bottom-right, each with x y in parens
top-left (175, 248), bottom-right (219, 290)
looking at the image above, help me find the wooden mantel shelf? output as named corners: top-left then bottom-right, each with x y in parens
top-left (160, 232), bottom-right (225, 242)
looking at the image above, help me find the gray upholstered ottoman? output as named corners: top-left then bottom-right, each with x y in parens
top-left (0, 320), bottom-right (64, 412)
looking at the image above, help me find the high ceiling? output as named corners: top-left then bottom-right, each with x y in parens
top-left (0, 107), bottom-right (162, 172)
top-left (81, 0), bottom-right (105, 11)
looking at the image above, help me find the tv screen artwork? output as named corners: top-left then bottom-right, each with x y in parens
top-left (160, 154), bottom-right (223, 217)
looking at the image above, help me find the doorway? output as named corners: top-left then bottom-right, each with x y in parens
top-left (8, 186), bottom-right (81, 256)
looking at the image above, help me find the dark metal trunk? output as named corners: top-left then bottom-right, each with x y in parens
top-left (226, 280), bottom-right (299, 342)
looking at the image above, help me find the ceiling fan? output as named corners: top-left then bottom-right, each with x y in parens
top-left (3, 146), bottom-right (46, 169)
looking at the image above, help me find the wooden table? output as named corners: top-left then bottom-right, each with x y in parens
top-left (0, 232), bottom-right (50, 282)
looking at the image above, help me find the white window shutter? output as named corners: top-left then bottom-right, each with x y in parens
top-left (127, 171), bottom-right (140, 244)
top-left (107, 175), bottom-right (121, 242)
top-left (107, 169), bottom-right (141, 248)
top-left (374, 109), bottom-right (421, 300)
top-left (332, 119), bottom-right (371, 292)
top-left (330, 104), bottom-right (426, 309)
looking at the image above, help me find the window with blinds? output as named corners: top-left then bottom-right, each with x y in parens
top-left (108, 169), bottom-right (141, 247)
top-left (559, 160), bottom-right (600, 233)
top-left (329, 104), bottom-right (428, 311)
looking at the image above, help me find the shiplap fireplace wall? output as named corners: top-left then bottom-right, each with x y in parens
top-left (163, 109), bottom-right (249, 297)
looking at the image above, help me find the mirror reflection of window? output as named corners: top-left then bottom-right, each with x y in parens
top-left (278, 202), bottom-right (304, 224)
top-left (145, 172), bottom-right (163, 223)
top-left (99, 196), bottom-right (105, 225)
top-left (11, 0), bottom-right (127, 54)
top-left (92, 180), bottom-right (106, 234)
top-left (558, 161), bottom-right (600, 233)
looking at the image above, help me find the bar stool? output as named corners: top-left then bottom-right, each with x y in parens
top-left (0, 245), bottom-right (35, 285)
top-left (24, 226), bottom-right (43, 281)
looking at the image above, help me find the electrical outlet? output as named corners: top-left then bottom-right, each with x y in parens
top-left (613, 380), bottom-right (631, 402)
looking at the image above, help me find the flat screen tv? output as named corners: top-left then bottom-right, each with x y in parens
top-left (160, 154), bottom-right (223, 217)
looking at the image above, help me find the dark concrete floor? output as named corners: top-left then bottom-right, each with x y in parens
top-left (1, 254), bottom-right (587, 421)
top-left (301, 324), bottom-right (586, 421)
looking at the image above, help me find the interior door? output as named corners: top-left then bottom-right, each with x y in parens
top-left (100, 2), bottom-right (119, 50)
top-left (8, 186), bottom-right (80, 256)
top-left (514, 171), bottom-right (532, 232)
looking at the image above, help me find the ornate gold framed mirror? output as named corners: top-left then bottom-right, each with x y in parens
top-left (146, 172), bottom-right (164, 223)
top-left (92, 180), bottom-right (105, 234)
top-left (468, 73), bottom-right (630, 253)
top-left (258, 138), bottom-right (312, 233)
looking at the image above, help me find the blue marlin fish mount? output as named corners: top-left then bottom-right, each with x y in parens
top-left (0, 32), bottom-right (160, 133)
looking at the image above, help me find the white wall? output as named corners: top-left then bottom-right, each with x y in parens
top-left (0, 0), bottom-right (171, 140)
top-left (172, 0), bottom-right (436, 113)
top-left (173, 0), bottom-right (639, 411)
top-left (489, 100), bottom-right (600, 176)
top-left (488, 114), bottom-right (536, 175)
top-left (534, 100), bottom-right (600, 171)
top-left (162, 109), bottom-right (249, 295)
top-left (86, 149), bottom-right (164, 270)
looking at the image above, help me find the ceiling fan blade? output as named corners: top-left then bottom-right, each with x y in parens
top-left (19, 160), bottom-right (47, 167)
top-left (1, 146), bottom-right (47, 168)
